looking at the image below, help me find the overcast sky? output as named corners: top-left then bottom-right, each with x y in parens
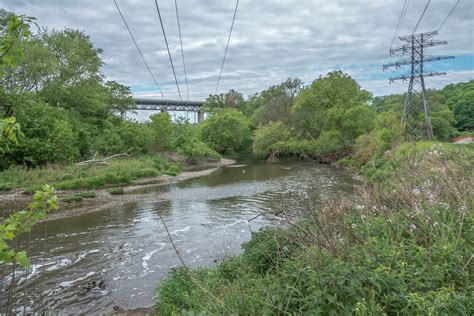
top-left (2, 0), bottom-right (473, 100)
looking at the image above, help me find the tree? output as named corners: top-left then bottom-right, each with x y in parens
top-left (150, 112), bottom-right (173, 151)
top-left (293, 71), bottom-right (371, 138)
top-left (252, 122), bottom-right (292, 158)
top-left (452, 90), bottom-right (474, 131)
top-left (171, 118), bottom-right (220, 162)
top-left (202, 89), bottom-right (245, 114)
top-left (200, 108), bottom-right (251, 154)
top-left (105, 80), bottom-right (136, 118)
top-left (249, 78), bottom-right (302, 125)
top-left (0, 117), bottom-right (22, 160)
top-left (0, 10), bottom-right (33, 76)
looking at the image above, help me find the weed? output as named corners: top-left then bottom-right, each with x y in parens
top-left (78, 191), bottom-right (96, 199)
top-left (60, 194), bottom-right (83, 203)
top-left (108, 187), bottom-right (124, 195)
top-left (155, 142), bottom-right (474, 315)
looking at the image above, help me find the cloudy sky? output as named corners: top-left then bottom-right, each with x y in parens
top-left (2, 0), bottom-right (473, 100)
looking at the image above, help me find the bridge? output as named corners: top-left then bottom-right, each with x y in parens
top-left (134, 98), bottom-right (205, 122)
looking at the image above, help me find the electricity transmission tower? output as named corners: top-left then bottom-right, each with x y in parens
top-left (383, 31), bottom-right (454, 139)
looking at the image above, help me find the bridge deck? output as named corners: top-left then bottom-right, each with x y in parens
top-left (134, 98), bottom-right (204, 111)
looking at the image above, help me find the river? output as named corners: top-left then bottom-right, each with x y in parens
top-left (1, 159), bottom-right (355, 314)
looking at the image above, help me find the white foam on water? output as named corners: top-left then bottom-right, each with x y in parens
top-left (170, 226), bottom-right (191, 235)
top-left (142, 248), bottom-right (160, 270)
top-left (58, 271), bottom-right (96, 288)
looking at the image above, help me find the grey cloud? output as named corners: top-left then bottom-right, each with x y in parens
top-left (2, 0), bottom-right (473, 99)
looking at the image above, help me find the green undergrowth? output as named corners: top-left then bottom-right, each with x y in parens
top-left (0, 155), bottom-right (181, 193)
top-left (107, 187), bottom-right (124, 195)
top-left (156, 142), bottom-right (473, 315)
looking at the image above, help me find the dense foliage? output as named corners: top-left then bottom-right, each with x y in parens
top-left (0, 10), bottom-right (220, 171)
top-left (200, 108), bottom-right (251, 154)
top-left (156, 142), bottom-right (473, 314)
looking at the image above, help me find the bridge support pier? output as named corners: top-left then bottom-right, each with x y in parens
top-left (197, 111), bottom-right (204, 123)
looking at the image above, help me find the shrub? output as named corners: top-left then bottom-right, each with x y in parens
top-left (130, 168), bottom-right (160, 179)
top-left (252, 122), bottom-right (292, 158)
top-left (166, 164), bottom-right (181, 176)
top-left (0, 182), bottom-right (12, 192)
top-left (107, 187), bottom-right (124, 195)
top-left (60, 194), bottom-right (83, 203)
top-left (200, 108), bottom-right (251, 154)
top-left (156, 142), bottom-right (473, 315)
top-left (78, 191), bottom-right (96, 198)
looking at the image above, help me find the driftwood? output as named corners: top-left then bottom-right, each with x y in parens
top-left (76, 149), bottom-right (132, 166)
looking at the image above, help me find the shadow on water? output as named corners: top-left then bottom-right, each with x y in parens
top-left (0, 159), bottom-right (355, 314)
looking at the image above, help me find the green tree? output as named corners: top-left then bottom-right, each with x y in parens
top-left (171, 118), bottom-right (220, 162)
top-left (452, 90), bottom-right (474, 131)
top-left (0, 116), bottom-right (22, 158)
top-left (150, 112), bottom-right (173, 151)
top-left (249, 78), bottom-right (302, 126)
top-left (200, 108), bottom-right (251, 154)
top-left (293, 71), bottom-right (371, 138)
top-left (0, 10), bottom-right (33, 76)
top-left (203, 89), bottom-right (245, 114)
top-left (252, 122), bottom-right (292, 158)
top-left (105, 80), bottom-right (136, 118)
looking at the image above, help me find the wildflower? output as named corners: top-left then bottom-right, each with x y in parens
top-left (433, 222), bottom-right (439, 228)
top-left (412, 188), bottom-right (421, 196)
top-left (410, 224), bottom-right (417, 231)
top-left (351, 223), bottom-right (357, 229)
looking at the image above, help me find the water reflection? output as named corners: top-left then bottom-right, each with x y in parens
top-left (1, 159), bottom-right (354, 314)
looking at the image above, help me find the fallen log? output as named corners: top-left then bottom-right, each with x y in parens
top-left (76, 149), bottom-right (132, 166)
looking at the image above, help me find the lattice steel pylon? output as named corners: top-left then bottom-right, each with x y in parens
top-left (383, 31), bottom-right (454, 139)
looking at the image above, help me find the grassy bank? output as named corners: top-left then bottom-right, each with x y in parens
top-left (0, 155), bottom-right (181, 193)
top-left (155, 142), bottom-right (473, 315)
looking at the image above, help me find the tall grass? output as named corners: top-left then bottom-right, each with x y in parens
top-left (156, 142), bottom-right (473, 315)
top-left (0, 156), bottom-right (181, 192)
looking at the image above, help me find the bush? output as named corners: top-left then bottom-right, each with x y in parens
top-left (252, 122), bottom-right (292, 158)
top-left (78, 191), bottom-right (96, 198)
top-left (200, 108), bottom-right (251, 154)
top-left (313, 130), bottom-right (348, 161)
top-left (107, 187), bottom-right (124, 195)
top-left (156, 142), bottom-right (474, 315)
top-left (60, 194), bottom-right (83, 203)
top-left (0, 182), bottom-right (12, 192)
top-left (166, 164), bottom-right (181, 176)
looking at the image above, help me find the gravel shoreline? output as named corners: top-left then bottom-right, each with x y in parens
top-left (0, 158), bottom-right (235, 221)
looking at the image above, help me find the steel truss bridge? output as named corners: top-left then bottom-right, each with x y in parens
top-left (135, 98), bottom-right (203, 111)
top-left (134, 98), bottom-right (205, 122)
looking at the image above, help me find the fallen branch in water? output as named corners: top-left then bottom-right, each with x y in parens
top-left (76, 149), bottom-right (132, 166)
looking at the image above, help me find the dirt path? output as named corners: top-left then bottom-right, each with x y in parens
top-left (0, 159), bottom-right (235, 221)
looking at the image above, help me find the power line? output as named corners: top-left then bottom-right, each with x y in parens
top-left (215, 0), bottom-right (239, 94)
top-left (383, 0), bottom-right (410, 66)
top-left (175, 0), bottom-right (189, 101)
top-left (427, 62), bottom-right (473, 80)
top-left (390, 0), bottom-right (409, 48)
top-left (438, 0), bottom-right (460, 31)
top-left (113, 0), bottom-right (164, 98)
top-left (413, 0), bottom-right (431, 34)
top-left (154, 0), bottom-right (182, 101)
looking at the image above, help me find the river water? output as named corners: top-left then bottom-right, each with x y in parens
top-left (1, 159), bottom-right (355, 314)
